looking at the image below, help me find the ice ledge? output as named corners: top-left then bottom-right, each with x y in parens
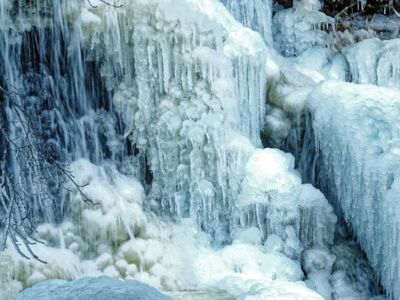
top-left (307, 80), bottom-right (400, 299)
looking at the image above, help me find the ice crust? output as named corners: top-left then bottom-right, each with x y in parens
top-left (273, 0), bottom-right (334, 56)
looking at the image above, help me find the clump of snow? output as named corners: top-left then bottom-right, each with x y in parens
top-left (296, 47), bottom-right (350, 82)
top-left (302, 248), bottom-right (336, 275)
top-left (262, 107), bottom-right (291, 146)
top-left (67, 159), bottom-right (147, 249)
top-left (235, 148), bottom-right (336, 259)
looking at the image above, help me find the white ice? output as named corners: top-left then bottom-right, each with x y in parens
top-left (306, 80), bottom-right (400, 299)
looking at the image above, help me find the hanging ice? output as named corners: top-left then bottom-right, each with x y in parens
top-left (81, 0), bottom-right (271, 239)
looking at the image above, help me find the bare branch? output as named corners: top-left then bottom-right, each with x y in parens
top-left (0, 83), bottom-right (93, 262)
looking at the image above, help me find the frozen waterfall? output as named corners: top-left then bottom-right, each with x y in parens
top-left (1, 0), bottom-right (399, 299)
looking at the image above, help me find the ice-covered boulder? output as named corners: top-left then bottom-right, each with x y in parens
top-left (16, 276), bottom-right (171, 300)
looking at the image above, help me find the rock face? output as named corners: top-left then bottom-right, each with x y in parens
top-left (16, 276), bottom-right (171, 300)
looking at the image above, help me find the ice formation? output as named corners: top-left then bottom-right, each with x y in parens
top-left (86, 0), bottom-right (272, 238)
top-left (219, 0), bottom-right (273, 46)
top-left (264, 42), bottom-right (391, 299)
top-left (235, 148), bottom-right (336, 257)
top-left (343, 38), bottom-right (400, 88)
top-left (2, 0), bottom-right (399, 298)
top-left (273, 0), bottom-right (334, 56)
top-left (302, 81), bottom-right (400, 299)
top-left (0, 158), bottom-right (327, 300)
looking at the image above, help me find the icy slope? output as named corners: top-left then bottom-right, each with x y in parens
top-left (305, 80), bottom-right (400, 299)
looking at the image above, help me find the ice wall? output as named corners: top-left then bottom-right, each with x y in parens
top-left (0, 0), bottom-right (269, 242)
top-left (263, 48), bottom-right (388, 299)
top-left (304, 80), bottom-right (400, 299)
top-left (219, 0), bottom-right (273, 46)
top-left (344, 38), bottom-right (400, 89)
